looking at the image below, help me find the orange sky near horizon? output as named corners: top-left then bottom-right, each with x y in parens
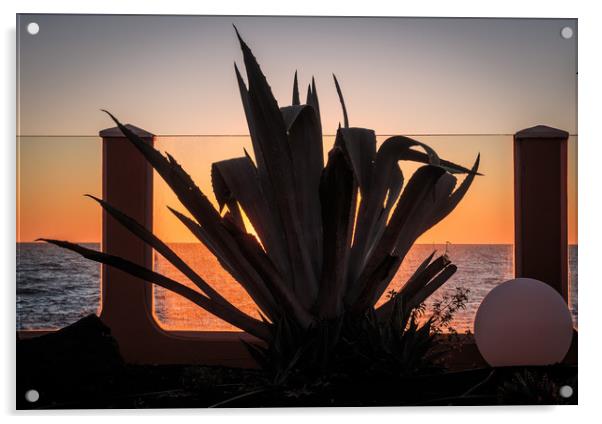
top-left (16, 134), bottom-right (578, 245)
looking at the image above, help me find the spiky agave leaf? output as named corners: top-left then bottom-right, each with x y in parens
top-left (316, 147), bottom-right (357, 318)
top-left (104, 109), bottom-right (317, 330)
top-left (347, 136), bottom-right (477, 279)
top-left (85, 194), bottom-right (230, 305)
top-left (292, 70), bottom-right (300, 106)
top-left (39, 239), bottom-right (270, 340)
top-left (306, 77), bottom-right (322, 132)
top-left (333, 74), bottom-right (349, 128)
top-left (335, 128), bottom-right (376, 194)
top-left (280, 104), bottom-right (324, 274)
top-left (167, 206), bottom-right (314, 328)
top-left (234, 27), bottom-right (318, 307)
top-left (167, 205), bottom-right (299, 325)
top-left (211, 157), bottom-right (289, 276)
top-left (102, 110), bottom-right (282, 323)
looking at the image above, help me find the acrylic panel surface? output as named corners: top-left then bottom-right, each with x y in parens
top-left (17, 15), bottom-right (577, 409)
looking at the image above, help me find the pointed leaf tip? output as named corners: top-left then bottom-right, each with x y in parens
top-left (101, 109), bottom-right (122, 127)
top-left (232, 24), bottom-right (241, 38)
top-left (101, 109), bottom-right (113, 118)
top-left (233, 25), bottom-right (249, 50)
top-left (234, 62), bottom-right (246, 85)
top-left (292, 70), bottom-right (300, 106)
top-left (333, 74), bottom-right (349, 128)
top-left (84, 194), bottom-right (102, 202)
top-left (166, 205), bottom-right (182, 216)
top-left (472, 153), bottom-right (483, 176)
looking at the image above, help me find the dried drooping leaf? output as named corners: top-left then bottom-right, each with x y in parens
top-left (401, 255), bottom-right (451, 302)
top-left (393, 172), bottom-right (458, 259)
top-left (368, 173), bottom-right (458, 305)
top-left (404, 264), bottom-right (458, 313)
top-left (350, 165), bottom-right (447, 311)
top-left (425, 154), bottom-right (481, 231)
top-left (379, 136), bottom-right (481, 175)
top-left (375, 250), bottom-right (438, 320)
top-left (346, 135), bottom-right (477, 301)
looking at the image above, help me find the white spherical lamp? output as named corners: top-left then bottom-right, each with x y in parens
top-left (474, 278), bottom-right (573, 367)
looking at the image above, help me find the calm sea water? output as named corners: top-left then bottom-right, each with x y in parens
top-left (17, 243), bottom-right (578, 332)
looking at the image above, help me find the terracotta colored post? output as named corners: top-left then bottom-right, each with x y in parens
top-left (514, 125), bottom-right (568, 302)
top-left (97, 125), bottom-right (256, 366)
top-left (98, 125), bottom-right (157, 357)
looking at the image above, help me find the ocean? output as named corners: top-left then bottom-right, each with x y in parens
top-left (17, 243), bottom-right (578, 332)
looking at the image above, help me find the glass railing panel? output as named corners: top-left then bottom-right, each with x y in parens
top-left (15, 133), bottom-right (576, 333)
top-left (152, 136), bottom-right (256, 331)
top-left (151, 134), bottom-right (577, 333)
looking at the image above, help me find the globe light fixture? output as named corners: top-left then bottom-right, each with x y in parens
top-left (474, 278), bottom-right (573, 367)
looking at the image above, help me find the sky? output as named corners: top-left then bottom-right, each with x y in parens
top-left (16, 15), bottom-right (577, 244)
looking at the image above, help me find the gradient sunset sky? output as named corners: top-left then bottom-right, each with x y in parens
top-left (17, 15), bottom-right (577, 244)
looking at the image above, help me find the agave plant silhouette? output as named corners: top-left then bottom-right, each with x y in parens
top-left (42, 28), bottom-right (480, 345)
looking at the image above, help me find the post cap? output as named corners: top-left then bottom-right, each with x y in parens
top-left (99, 124), bottom-right (154, 138)
top-left (515, 125), bottom-right (569, 140)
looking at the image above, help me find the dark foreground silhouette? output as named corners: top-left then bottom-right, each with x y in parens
top-left (17, 315), bottom-right (577, 409)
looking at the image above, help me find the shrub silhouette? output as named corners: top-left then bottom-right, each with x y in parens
top-left (43, 28), bottom-right (480, 350)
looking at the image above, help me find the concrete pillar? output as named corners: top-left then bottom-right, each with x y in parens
top-left (98, 125), bottom-right (154, 350)
top-left (97, 125), bottom-right (256, 366)
top-left (514, 125), bottom-right (569, 302)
